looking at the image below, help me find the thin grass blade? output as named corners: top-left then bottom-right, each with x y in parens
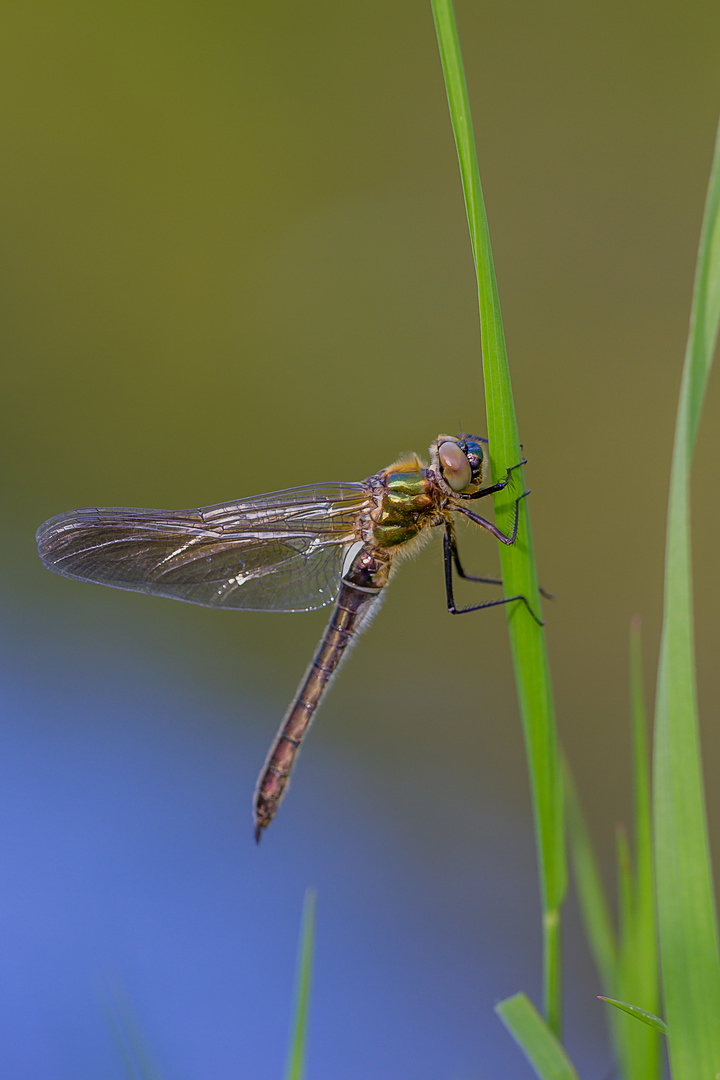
top-left (653, 114), bottom-right (720, 1077)
top-left (629, 618), bottom-right (657, 1002)
top-left (283, 888), bottom-right (317, 1080)
top-left (616, 824), bottom-right (633, 947)
top-left (562, 756), bottom-right (617, 992)
top-left (495, 993), bottom-right (580, 1080)
top-left (598, 998), bottom-right (669, 1037)
top-left (101, 982), bottom-right (164, 1080)
top-left (614, 618), bottom-right (661, 1080)
top-left (431, 0), bottom-right (565, 1035)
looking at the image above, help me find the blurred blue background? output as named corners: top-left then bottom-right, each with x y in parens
top-left (3, 1), bottom-right (720, 1076)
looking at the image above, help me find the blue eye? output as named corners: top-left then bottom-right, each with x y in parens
top-left (458, 437), bottom-right (484, 486)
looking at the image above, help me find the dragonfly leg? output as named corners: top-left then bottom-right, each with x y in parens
top-left (454, 494), bottom-right (554, 602)
top-left (445, 519), bottom-right (502, 587)
top-left (460, 458), bottom-right (527, 501)
top-left (455, 488), bottom-right (529, 545)
top-left (443, 525), bottom-right (543, 625)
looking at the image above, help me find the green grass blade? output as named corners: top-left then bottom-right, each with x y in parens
top-left (431, 0), bottom-right (565, 1035)
top-left (495, 993), bottom-right (580, 1080)
top-left (101, 982), bottom-right (164, 1080)
top-left (653, 114), bottom-right (720, 1078)
top-left (629, 618), bottom-right (656, 994)
top-left (562, 757), bottom-right (617, 992)
top-left (629, 618), bottom-right (653, 926)
top-left (283, 888), bottom-right (317, 1080)
top-left (616, 824), bottom-right (633, 949)
top-left (564, 625), bottom-right (663, 1080)
top-left (598, 998), bottom-right (669, 1037)
top-left (615, 618), bottom-right (661, 1080)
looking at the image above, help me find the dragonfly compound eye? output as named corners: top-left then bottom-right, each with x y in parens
top-left (462, 439), bottom-right (485, 485)
top-left (438, 440), bottom-right (473, 492)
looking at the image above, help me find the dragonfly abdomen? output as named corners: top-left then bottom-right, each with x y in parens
top-left (253, 544), bottom-right (388, 841)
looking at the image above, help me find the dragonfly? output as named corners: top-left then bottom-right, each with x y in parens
top-left (36, 433), bottom-right (540, 842)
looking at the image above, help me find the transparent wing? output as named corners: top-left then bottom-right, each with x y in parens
top-left (36, 483), bottom-right (370, 612)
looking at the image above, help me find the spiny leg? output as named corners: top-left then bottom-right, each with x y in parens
top-left (455, 488), bottom-right (530, 545)
top-left (443, 525), bottom-right (543, 625)
top-left (455, 493), bottom-right (554, 601)
top-left (447, 514), bottom-right (553, 602)
top-left (460, 458), bottom-right (527, 501)
top-left (446, 518), bottom-right (502, 587)
top-left (447, 484), bottom-right (546, 624)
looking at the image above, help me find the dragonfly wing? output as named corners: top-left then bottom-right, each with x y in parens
top-left (36, 483), bottom-right (371, 612)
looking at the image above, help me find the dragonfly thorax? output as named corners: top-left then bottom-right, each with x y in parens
top-left (370, 466), bottom-right (436, 548)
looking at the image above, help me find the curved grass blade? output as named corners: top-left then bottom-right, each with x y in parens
top-left (562, 756), bottom-right (617, 993)
top-left (495, 993), bottom-right (580, 1080)
top-left (283, 888), bottom-right (317, 1080)
top-left (615, 618), bottom-right (661, 1080)
top-left (598, 997), bottom-right (668, 1037)
top-left (431, 0), bottom-right (565, 1036)
top-left (101, 981), bottom-right (164, 1080)
top-left (653, 114), bottom-right (720, 1078)
top-left (565, 644), bottom-right (662, 1079)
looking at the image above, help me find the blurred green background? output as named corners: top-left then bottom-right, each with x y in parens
top-left (3, 0), bottom-right (720, 1076)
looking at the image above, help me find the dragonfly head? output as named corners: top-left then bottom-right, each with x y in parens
top-left (432, 434), bottom-right (487, 496)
